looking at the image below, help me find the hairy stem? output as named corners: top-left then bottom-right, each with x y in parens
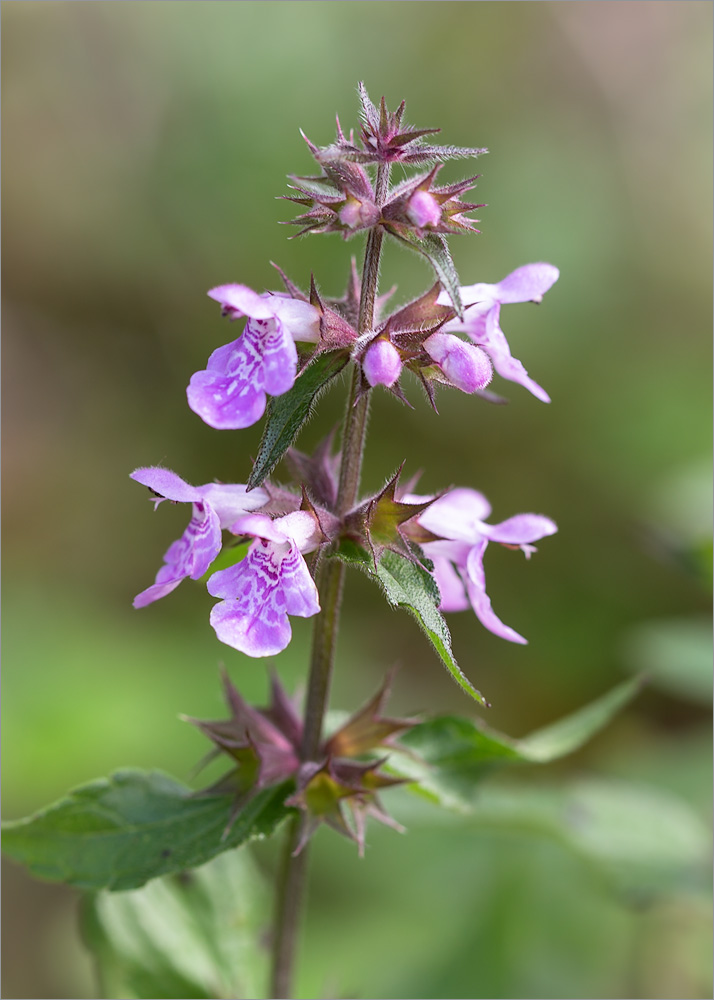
top-left (269, 163), bottom-right (390, 1000)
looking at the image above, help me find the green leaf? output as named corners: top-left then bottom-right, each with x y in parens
top-left (390, 677), bottom-right (642, 809)
top-left (1, 769), bottom-right (292, 891)
top-left (389, 230), bottom-right (463, 317)
top-left (247, 350), bottom-right (349, 489)
top-left (332, 540), bottom-right (487, 706)
top-left (82, 850), bottom-right (269, 1000)
top-left (440, 779), bottom-right (712, 899)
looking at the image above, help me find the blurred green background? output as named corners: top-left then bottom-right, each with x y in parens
top-left (2, 2), bottom-right (711, 998)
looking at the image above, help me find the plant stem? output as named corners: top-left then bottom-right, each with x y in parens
top-left (269, 163), bottom-right (390, 1000)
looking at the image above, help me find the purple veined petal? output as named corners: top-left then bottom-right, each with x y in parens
top-left (187, 369), bottom-right (267, 430)
top-left (208, 540), bottom-right (300, 657)
top-left (269, 296), bottom-right (321, 343)
top-left (278, 543), bottom-right (321, 617)
top-left (249, 317), bottom-right (298, 397)
top-left (199, 483), bottom-right (269, 529)
top-left (463, 540), bottom-right (528, 645)
top-left (418, 488), bottom-right (493, 542)
top-left (130, 467), bottom-right (202, 504)
top-left (133, 577), bottom-right (183, 608)
top-left (187, 324), bottom-right (269, 430)
top-left (423, 333), bottom-right (492, 393)
top-left (479, 513), bottom-right (558, 546)
top-left (164, 502), bottom-right (223, 581)
top-left (479, 305), bottom-right (551, 404)
top-left (490, 263), bottom-right (559, 304)
top-left (429, 555), bottom-right (469, 612)
top-left (134, 502), bottom-right (222, 608)
top-left (208, 284), bottom-right (277, 319)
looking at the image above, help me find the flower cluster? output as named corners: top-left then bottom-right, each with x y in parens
top-left (187, 670), bottom-right (415, 855)
top-left (133, 86), bottom-right (559, 654)
top-left (133, 462), bottom-right (556, 652)
top-left (129, 83), bottom-right (562, 857)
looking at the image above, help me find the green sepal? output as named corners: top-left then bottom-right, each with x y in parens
top-left (344, 465), bottom-right (437, 565)
top-left (1, 769), bottom-right (292, 891)
top-left (331, 539), bottom-right (488, 706)
top-left (247, 350), bottom-right (349, 490)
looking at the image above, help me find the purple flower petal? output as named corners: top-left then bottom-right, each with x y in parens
top-left (229, 513), bottom-right (287, 545)
top-left (208, 284), bottom-right (277, 319)
top-left (210, 598), bottom-right (293, 658)
top-left (133, 502), bottom-right (221, 607)
top-left (130, 468), bottom-right (201, 504)
top-left (479, 513), bottom-right (558, 546)
top-left (207, 537), bottom-right (319, 657)
top-left (488, 263), bottom-right (559, 304)
top-left (430, 555), bottom-right (469, 612)
top-left (133, 578), bottom-right (183, 608)
top-left (187, 317), bottom-right (297, 430)
top-left (480, 305), bottom-right (551, 403)
top-left (464, 540), bottom-right (528, 644)
top-left (131, 468), bottom-right (264, 608)
top-left (187, 367), bottom-right (267, 430)
top-left (279, 543), bottom-right (321, 617)
top-left (418, 488), bottom-right (493, 540)
top-left (200, 483), bottom-right (268, 529)
top-left (423, 333), bottom-right (492, 393)
top-left (457, 263), bottom-right (559, 308)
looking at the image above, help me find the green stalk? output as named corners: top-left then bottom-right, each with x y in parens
top-left (268, 164), bottom-right (391, 1000)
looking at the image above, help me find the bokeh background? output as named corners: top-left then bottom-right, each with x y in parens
top-left (2, 2), bottom-right (711, 998)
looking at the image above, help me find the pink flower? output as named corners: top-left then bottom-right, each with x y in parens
top-left (187, 285), bottom-right (320, 430)
top-left (131, 467), bottom-right (268, 607)
top-left (439, 263), bottom-right (559, 402)
top-left (207, 511), bottom-right (322, 657)
top-left (416, 487), bottom-right (557, 644)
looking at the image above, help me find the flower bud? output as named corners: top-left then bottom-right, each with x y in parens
top-left (423, 332), bottom-right (492, 393)
top-left (406, 189), bottom-right (441, 229)
top-left (338, 197), bottom-right (380, 231)
top-left (362, 338), bottom-right (402, 388)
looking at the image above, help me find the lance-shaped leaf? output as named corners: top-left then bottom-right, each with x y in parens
top-left (332, 539), bottom-right (488, 706)
top-left (388, 677), bottom-right (643, 811)
top-left (81, 850), bottom-right (269, 1000)
top-left (247, 350), bottom-right (349, 490)
top-left (1, 770), bottom-right (292, 892)
top-left (387, 229), bottom-right (463, 317)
